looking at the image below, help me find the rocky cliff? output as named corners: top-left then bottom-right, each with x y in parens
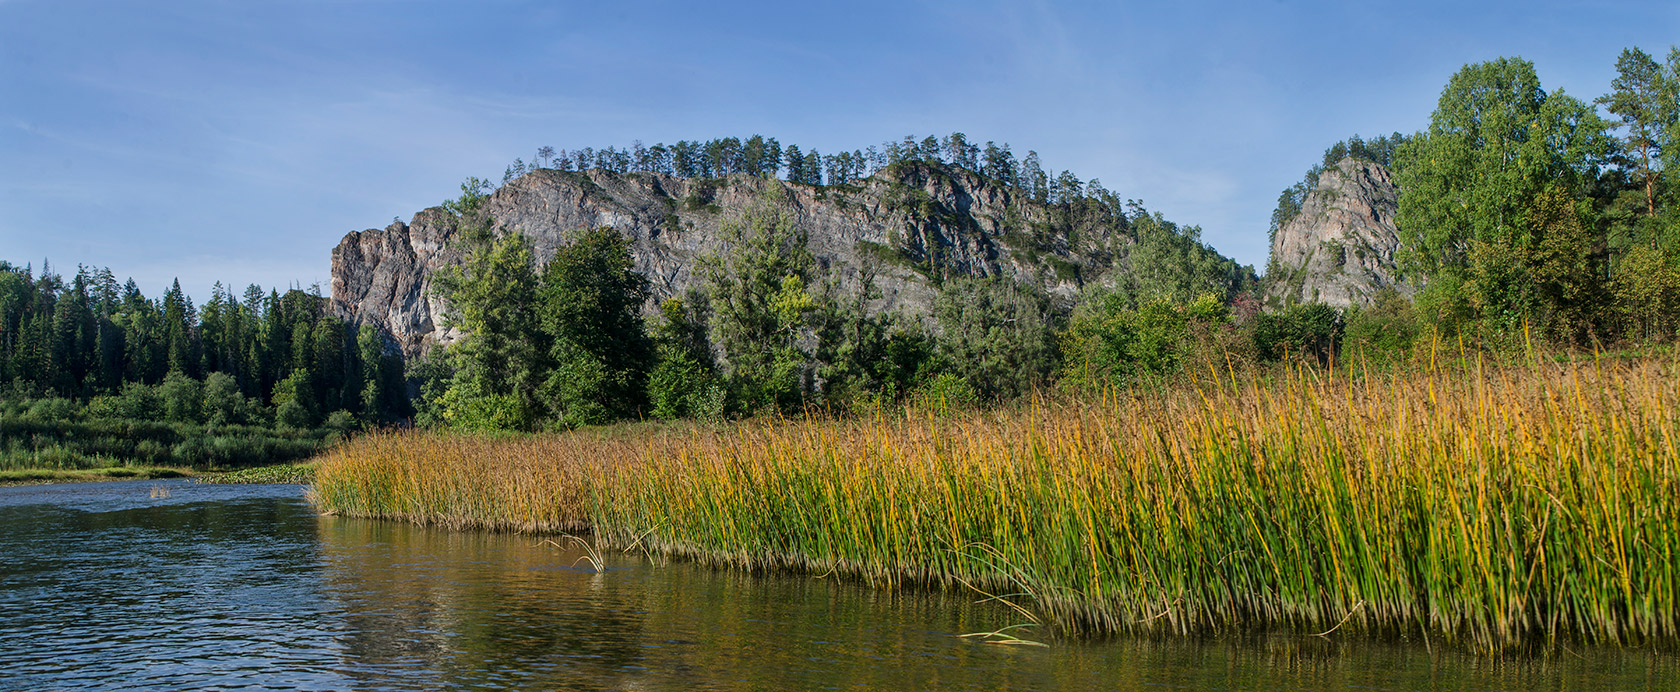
top-left (1265, 157), bottom-right (1414, 308)
top-left (332, 163), bottom-right (1136, 357)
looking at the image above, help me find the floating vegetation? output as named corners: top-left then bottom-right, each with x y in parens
top-left (198, 462), bottom-right (318, 485)
top-left (309, 354), bottom-right (1680, 653)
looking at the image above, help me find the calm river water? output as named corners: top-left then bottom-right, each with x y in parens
top-left (0, 478), bottom-right (1675, 691)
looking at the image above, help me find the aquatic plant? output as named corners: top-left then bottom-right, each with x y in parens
top-left (197, 462), bottom-right (318, 485)
top-left (310, 353), bottom-right (1680, 652)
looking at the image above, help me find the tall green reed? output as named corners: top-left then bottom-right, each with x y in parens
top-left (311, 354), bottom-right (1680, 652)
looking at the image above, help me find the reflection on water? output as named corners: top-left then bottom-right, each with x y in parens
top-left (318, 518), bottom-right (1053, 690)
top-left (0, 478), bottom-right (1674, 691)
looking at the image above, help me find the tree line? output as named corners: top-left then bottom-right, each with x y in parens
top-left (501, 132), bottom-right (1109, 206)
top-left (0, 262), bottom-right (408, 432)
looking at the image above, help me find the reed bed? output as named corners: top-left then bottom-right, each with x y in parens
top-left (310, 355), bottom-right (1680, 652)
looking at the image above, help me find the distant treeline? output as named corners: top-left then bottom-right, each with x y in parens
top-left (0, 262), bottom-right (408, 469)
top-left (0, 263), bottom-right (407, 427)
top-left (504, 132), bottom-right (1107, 206)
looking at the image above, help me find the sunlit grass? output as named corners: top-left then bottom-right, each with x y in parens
top-left (310, 352), bottom-right (1680, 652)
top-left (0, 466), bottom-right (191, 485)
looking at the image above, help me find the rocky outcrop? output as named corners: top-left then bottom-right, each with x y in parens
top-left (1265, 157), bottom-right (1414, 309)
top-left (332, 163), bottom-right (1135, 358)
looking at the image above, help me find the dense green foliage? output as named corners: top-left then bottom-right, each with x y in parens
top-left (699, 189), bottom-right (822, 413)
top-left (421, 188), bottom-right (669, 429)
top-left (428, 228), bottom-right (547, 430)
top-left (541, 228), bottom-right (656, 427)
top-left (934, 277), bottom-right (1060, 399)
top-left (1390, 52), bottom-right (1680, 343)
top-left (0, 396), bottom-right (338, 471)
top-left (0, 262), bottom-right (407, 424)
top-left (1395, 59), bottom-right (1612, 332)
top-left (0, 260), bottom-right (406, 468)
top-left (1059, 293), bottom-right (1228, 389)
top-left (1262, 46), bottom-right (1680, 352)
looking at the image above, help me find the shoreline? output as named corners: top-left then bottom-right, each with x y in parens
top-left (0, 467), bottom-right (193, 487)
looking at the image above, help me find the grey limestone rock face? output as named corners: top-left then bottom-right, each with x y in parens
top-left (1265, 157), bottom-right (1415, 309)
top-left (331, 163), bottom-right (1130, 358)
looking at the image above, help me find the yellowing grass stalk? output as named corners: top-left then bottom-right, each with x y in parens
top-left (310, 356), bottom-right (1680, 652)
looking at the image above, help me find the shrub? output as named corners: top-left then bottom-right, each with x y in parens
top-left (26, 398), bottom-right (79, 422)
top-left (1250, 303), bottom-right (1341, 363)
top-left (1342, 291), bottom-right (1425, 366)
top-left (202, 372), bottom-right (246, 425)
top-left (1059, 293), bottom-right (1227, 389)
top-left (915, 372), bottom-right (977, 415)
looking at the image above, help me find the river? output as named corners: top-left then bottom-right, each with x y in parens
top-left (0, 478), bottom-right (1673, 690)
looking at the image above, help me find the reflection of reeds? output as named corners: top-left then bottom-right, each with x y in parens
top-left (310, 355), bottom-right (1680, 652)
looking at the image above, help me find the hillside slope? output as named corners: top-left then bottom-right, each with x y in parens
top-left (333, 162), bottom-right (1242, 357)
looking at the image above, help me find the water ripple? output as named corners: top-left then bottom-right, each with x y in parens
top-left (0, 478), bottom-right (1674, 691)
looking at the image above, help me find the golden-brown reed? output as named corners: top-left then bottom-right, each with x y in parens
top-left (309, 353), bottom-right (1680, 652)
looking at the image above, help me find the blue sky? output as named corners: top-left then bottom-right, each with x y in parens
top-left (3, 0), bottom-right (1677, 302)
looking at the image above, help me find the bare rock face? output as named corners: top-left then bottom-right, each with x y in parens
top-left (332, 163), bottom-right (1130, 358)
top-left (1265, 157), bottom-right (1414, 308)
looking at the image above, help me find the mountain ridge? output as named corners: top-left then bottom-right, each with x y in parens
top-left (332, 162), bottom-right (1223, 358)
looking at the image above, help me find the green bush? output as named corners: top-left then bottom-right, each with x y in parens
top-left (202, 372), bottom-right (246, 425)
top-left (26, 398), bottom-right (78, 421)
top-left (649, 348), bottom-right (724, 421)
top-left (1250, 303), bottom-right (1342, 363)
top-left (276, 399), bottom-right (312, 430)
top-left (915, 372), bottom-right (978, 416)
top-left (1343, 291), bottom-right (1425, 366)
top-left (159, 371), bottom-right (204, 423)
top-left (934, 277), bottom-right (1060, 400)
top-left (323, 410), bottom-right (359, 436)
top-left (1059, 293), bottom-right (1227, 389)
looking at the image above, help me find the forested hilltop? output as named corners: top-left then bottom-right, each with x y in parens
top-left (8, 44), bottom-right (1679, 453)
top-left (334, 135), bottom-right (1254, 358)
top-left (6, 128), bottom-right (1258, 454)
top-left (334, 130), bottom-right (1265, 430)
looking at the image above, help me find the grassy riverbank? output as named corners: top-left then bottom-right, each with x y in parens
top-left (0, 466), bottom-right (191, 485)
top-left (309, 354), bottom-right (1680, 652)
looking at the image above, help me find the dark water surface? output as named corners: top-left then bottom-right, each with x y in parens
top-left (0, 478), bottom-right (1674, 691)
